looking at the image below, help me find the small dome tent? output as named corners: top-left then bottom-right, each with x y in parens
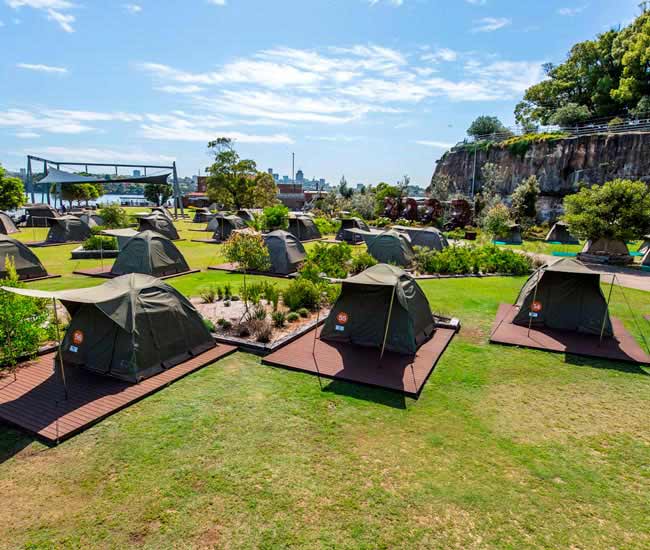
top-left (5, 274), bottom-right (215, 382)
top-left (513, 258), bottom-right (613, 336)
top-left (0, 212), bottom-right (19, 235)
top-left (236, 209), bottom-right (261, 222)
top-left (336, 217), bottom-right (370, 244)
top-left (151, 206), bottom-right (173, 220)
top-left (25, 204), bottom-right (59, 227)
top-left (496, 223), bottom-right (523, 245)
top-left (193, 207), bottom-right (214, 223)
top-left (137, 212), bottom-right (180, 241)
top-left (579, 238), bottom-right (631, 264)
top-left (365, 230), bottom-right (415, 267)
top-left (545, 221), bottom-right (579, 245)
top-left (393, 226), bottom-right (448, 251)
top-left (46, 215), bottom-right (92, 243)
top-left (287, 215), bottom-right (322, 242)
top-left (321, 264), bottom-right (435, 355)
top-left (77, 212), bottom-right (104, 228)
top-left (263, 230), bottom-right (306, 275)
top-left (210, 215), bottom-right (247, 242)
top-left (0, 234), bottom-right (49, 280)
top-left (110, 231), bottom-right (190, 278)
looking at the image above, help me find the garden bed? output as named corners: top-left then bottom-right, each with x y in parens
top-left (70, 246), bottom-right (119, 259)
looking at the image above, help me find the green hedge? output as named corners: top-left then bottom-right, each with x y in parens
top-left (414, 245), bottom-right (532, 276)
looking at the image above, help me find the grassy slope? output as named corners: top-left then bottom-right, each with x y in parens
top-left (2, 268), bottom-right (650, 548)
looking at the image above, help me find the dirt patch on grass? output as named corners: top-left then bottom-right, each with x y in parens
top-left (479, 380), bottom-right (650, 444)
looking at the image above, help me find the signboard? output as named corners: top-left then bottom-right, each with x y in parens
top-left (531, 301), bottom-right (543, 313)
top-left (336, 312), bottom-right (349, 325)
top-left (72, 330), bottom-right (84, 346)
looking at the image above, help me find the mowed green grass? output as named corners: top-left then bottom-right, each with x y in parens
top-left (2, 252), bottom-right (650, 549)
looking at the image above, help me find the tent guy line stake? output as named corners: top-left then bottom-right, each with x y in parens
top-left (379, 282), bottom-right (398, 364)
top-left (599, 274), bottom-right (616, 347)
top-left (52, 298), bottom-right (69, 401)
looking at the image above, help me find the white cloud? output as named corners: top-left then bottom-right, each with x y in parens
top-left (7, 0), bottom-right (76, 32)
top-left (367, 0), bottom-right (403, 5)
top-left (0, 20), bottom-right (4, 26)
top-left (415, 140), bottom-right (455, 148)
top-left (472, 17), bottom-right (511, 32)
top-left (207, 0), bottom-right (226, 5)
top-left (15, 131), bottom-right (40, 138)
top-left (307, 135), bottom-right (363, 143)
top-left (558, 5), bottom-right (586, 16)
top-left (155, 84), bottom-right (204, 94)
top-left (16, 62), bottom-right (67, 73)
top-left (0, 108), bottom-right (144, 135)
top-left (421, 48), bottom-right (458, 63)
top-left (32, 146), bottom-right (177, 163)
top-left (123, 3), bottom-right (142, 14)
top-left (465, 0), bottom-right (487, 5)
top-left (140, 125), bottom-right (293, 144)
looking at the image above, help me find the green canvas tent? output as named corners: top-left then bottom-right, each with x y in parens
top-left (263, 230), bottom-right (306, 275)
top-left (579, 238), bottom-right (631, 264)
top-left (193, 208), bottom-right (214, 223)
top-left (46, 215), bottom-right (92, 243)
top-left (513, 258), bottom-right (613, 336)
top-left (336, 217), bottom-right (370, 244)
top-left (638, 235), bottom-right (650, 255)
top-left (321, 264), bottom-right (435, 355)
top-left (365, 229), bottom-right (415, 267)
top-left (77, 212), bottom-right (104, 228)
top-left (545, 221), bottom-right (579, 244)
top-left (100, 228), bottom-right (139, 251)
top-left (137, 212), bottom-right (180, 241)
top-left (236, 209), bottom-right (262, 222)
top-left (151, 206), bottom-right (173, 220)
top-left (0, 212), bottom-right (19, 235)
top-left (0, 234), bottom-right (49, 280)
top-left (2, 274), bottom-right (215, 382)
top-left (497, 223), bottom-right (523, 245)
top-left (393, 226), bottom-right (448, 251)
top-left (287, 215), bottom-right (322, 242)
top-left (110, 231), bottom-right (190, 277)
top-left (210, 215), bottom-right (247, 242)
top-left (25, 204), bottom-right (59, 227)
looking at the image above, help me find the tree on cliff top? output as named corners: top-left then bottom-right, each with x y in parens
top-left (515, 11), bottom-right (650, 127)
top-left (467, 116), bottom-right (509, 139)
top-left (563, 179), bottom-right (650, 241)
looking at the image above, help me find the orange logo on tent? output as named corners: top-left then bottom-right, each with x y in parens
top-left (531, 301), bottom-right (543, 313)
top-left (72, 330), bottom-right (84, 346)
top-left (336, 312), bottom-right (349, 325)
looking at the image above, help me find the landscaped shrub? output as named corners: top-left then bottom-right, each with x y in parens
top-left (200, 285), bottom-right (218, 304)
top-left (373, 216), bottom-right (392, 228)
top-left (251, 304), bottom-right (267, 321)
top-left (313, 216), bottom-right (340, 235)
top-left (300, 242), bottom-right (352, 279)
top-left (414, 244), bottom-right (531, 276)
top-left (83, 235), bottom-right (118, 251)
top-left (262, 204), bottom-right (289, 230)
top-left (271, 311), bottom-right (286, 327)
top-left (203, 318), bottom-right (215, 333)
top-left (350, 252), bottom-right (377, 274)
top-left (297, 307), bottom-right (309, 318)
top-left (223, 282), bottom-right (232, 300)
top-left (217, 318), bottom-right (232, 329)
top-left (482, 203), bottom-right (513, 239)
top-left (282, 278), bottom-right (321, 311)
top-left (253, 319), bottom-right (273, 343)
top-left (287, 312), bottom-right (300, 323)
top-left (98, 204), bottom-right (130, 229)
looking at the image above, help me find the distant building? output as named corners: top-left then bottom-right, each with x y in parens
top-left (133, 169), bottom-right (141, 177)
top-left (277, 183), bottom-right (306, 209)
top-left (282, 175), bottom-right (290, 183)
top-left (273, 173), bottom-right (279, 181)
top-left (295, 169), bottom-right (304, 184)
top-left (267, 168), bottom-right (273, 175)
top-left (196, 176), bottom-right (208, 193)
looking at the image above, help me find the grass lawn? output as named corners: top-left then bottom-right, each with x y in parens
top-left (2, 263), bottom-right (650, 547)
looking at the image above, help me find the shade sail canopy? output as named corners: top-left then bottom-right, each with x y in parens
top-left (263, 230), bottom-right (306, 274)
top-left (137, 212), bottom-right (180, 240)
top-left (287, 216), bottom-right (322, 241)
top-left (513, 258), bottom-right (613, 336)
top-left (2, 274), bottom-right (215, 382)
top-left (111, 230), bottom-right (190, 277)
top-left (321, 264), bottom-right (435, 355)
top-left (0, 234), bottom-right (48, 280)
top-left (0, 212), bottom-right (19, 235)
top-left (38, 167), bottom-right (171, 186)
top-left (46, 215), bottom-right (92, 243)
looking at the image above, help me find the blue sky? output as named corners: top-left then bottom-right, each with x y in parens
top-left (0, 0), bottom-right (641, 187)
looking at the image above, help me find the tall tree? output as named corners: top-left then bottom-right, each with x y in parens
top-left (0, 164), bottom-right (25, 211)
top-left (205, 138), bottom-right (277, 208)
top-left (467, 116), bottom-right (509, 138)
top-left (144, 183), bottom-right (173, 206)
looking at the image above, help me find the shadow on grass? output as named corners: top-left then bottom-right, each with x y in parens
top-left (564, 353), bottom-right (650, 376)
top-left (322, 379), bottom-right (408, 409)
top-left (0, 426), bottom-right (38, 463)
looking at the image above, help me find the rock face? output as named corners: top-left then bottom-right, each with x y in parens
top-left (433, 132), bottom-right (650, 220)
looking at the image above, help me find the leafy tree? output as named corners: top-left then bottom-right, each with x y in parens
top-left (610, 13), bottom-right (650, 105)
top-left (262, 204), bottom-right (289, 230)
top-left (631, 95), bottom-right (650, 117)
top-left (144, 183), bottom-right (173, 206)
top-left (548, 103), bottom-right (592, 127)
top-left (206, 138), bottom-right (277, 209)
top-left (563, 179), bottom-right (650, 241)
top-left (0, 165), bottom-right (25, 211)
top-left (510, 176), bottom-right (540, 228)
top-left (0, 258), bottom-right (50, 370)
top-left (338, 175), bottom-right (354, 199)
top-left (467, 116), bottom-right (508, 138)
top-left (98, 204), bottom-right (130, 228)
top-left (223, 231), bottom-right (270, 273)
top-left (482, 203), bottom-right (513, 239)
top-left (374, 182), bottom-right (403, 217)
top-left (58, 182), bottom-right (101, 207)
top-left (350, 191), bottom-right (376, 219)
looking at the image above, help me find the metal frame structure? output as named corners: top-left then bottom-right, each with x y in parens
top-left (25, 155), bottom-right (184, 217)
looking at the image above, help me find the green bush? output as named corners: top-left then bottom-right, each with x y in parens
top-left (203, 318), bottom-right (215, 333)
top-left (373, 216), bottom-right (392, 228)
top-left (313, 216), bottom-right (340, 235)
top-left (501, 132), bottom-right (569, 158)
top-left (200, 285), bottom-right (218, 304)
top-left (217, 318), bottom-right (232, 330)
top-left (287, 312), bottom-right (300, 323)
top-left (83, 235), bottom-right (118, 251)
top-left (262, 204), bottom-right (289, 230)
top-left (271, 311), bottom-right (287, 327)
top-left (414, 244), bottom-right (531, 276)
top-left (297, 307), bottom-right (309, 318)
top-left (482, 203), bottom-right (513, 239)
top-left (350, 252), bottom-right (378, 274)
top-left (283, 278), bottom-right (321, 311)
top-left (98, 204), bottom-right (130, 229)
top-left (223, 231), bottom-right (271, 272)
top-left (300, 242), bottom-right (352, 280)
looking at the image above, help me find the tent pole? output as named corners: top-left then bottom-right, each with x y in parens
top-left (52, 298), bottom-right (69, 401)
top-left (311, 300), bottom-right (323, 391)
top-left (527, 269), bottom-right (541, 338)
top-left (599, 275), bottom-right (615, 346)
top-left (379, 283), bottom-right (398, 363)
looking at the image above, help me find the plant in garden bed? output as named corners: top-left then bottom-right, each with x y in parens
top-left (350, 252), bottom-right (377, 275)
top-left (82, 235), bottom-right (118, 251)
top-left (262, 204), bottom-right (289, 230)
top-left (300, 242), bottom-right (352, 279)
top-left (287, 312), bottom-right (300, 323)
top-left (282, 278), bottom-right (321, 311)
top-left (297, 308), bottom-right (309, 318)
top-left (271, 311), bottom-right (287, 327)
top-left (414, 245), bottom-right (531, 276)
top-left (200, 285), bottom-right (219, 304)
top-left (98, 204), bottom-right (130, 229)
top-left (313, 217), bottom-right (340, 235)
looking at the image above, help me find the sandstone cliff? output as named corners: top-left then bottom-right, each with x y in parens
top-left (433, 132), bottom-right (650, 219)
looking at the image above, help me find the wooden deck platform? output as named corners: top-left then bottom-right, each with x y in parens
top-left (21, 274), bottom-right (61, 283)
top-left (0, 344), bottom-right (237, 443)
top-left (208, 263), bottom-right (296, 279)
top-left (26, 241), bottom-right (83, 248)
top-left (262, 326), bottom-right (457, 398)
top-left (490, 303), bottom-right (650, 365)
top-left (72, 266), bottom-right (200, 280)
